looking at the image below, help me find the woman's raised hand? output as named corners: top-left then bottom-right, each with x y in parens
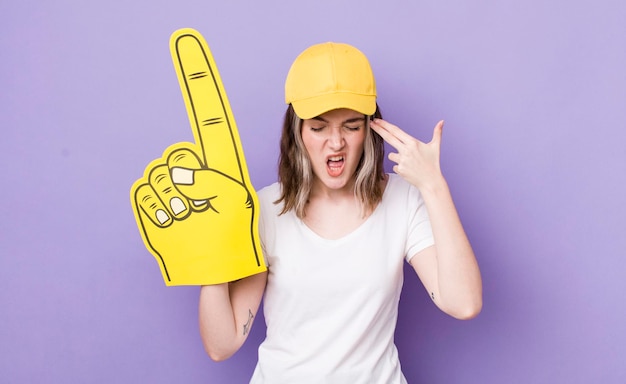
top-left (370, 119), bottom-right (445, 190)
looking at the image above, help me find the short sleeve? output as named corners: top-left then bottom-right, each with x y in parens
top-left (404, 184), bottom-right (435, 262)
top-left (256, 183), bottom-right (280, 268)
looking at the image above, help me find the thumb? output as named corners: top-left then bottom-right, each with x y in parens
top-left (172, 168), bottom-right (249, 206)
top-left (170, 167), bottom-right (210, 211)
top-left (431, 120), bottom-right (444, 147)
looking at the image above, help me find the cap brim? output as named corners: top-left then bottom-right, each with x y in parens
top-left (291, 93), bottom-right (376, 119)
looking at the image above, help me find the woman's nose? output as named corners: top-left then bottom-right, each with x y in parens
top-left (328, 128), bottom-right (345, 149)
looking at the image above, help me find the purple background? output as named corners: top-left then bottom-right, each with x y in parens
top-left (2, 1), bottom-right (625, 382)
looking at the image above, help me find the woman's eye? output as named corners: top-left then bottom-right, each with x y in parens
top-left (346, 126), bottom-right (361, 131)
top-left (310, 126), bottom-right (324, 132)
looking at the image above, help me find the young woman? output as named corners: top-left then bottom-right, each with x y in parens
top-left (198, 42), bottom-right (482, 383)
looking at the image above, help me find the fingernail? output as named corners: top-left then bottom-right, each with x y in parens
top-left (171, 167), bottom-right (194, 185)
top-left (156, 210), bottom-right (169, 224)
top-left (170, 197), bottom-right (187, 215)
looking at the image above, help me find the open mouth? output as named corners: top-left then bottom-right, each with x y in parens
top-left (327, 155), bottom-right (345, 176)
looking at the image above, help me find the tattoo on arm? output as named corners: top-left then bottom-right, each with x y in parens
top-left (243, 309), bottom-right (254, 336)
top-left (431, 292), bottom-right (435, 301)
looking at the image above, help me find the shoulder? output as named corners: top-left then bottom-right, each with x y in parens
top-left (257, 181), bottom-right (281, 203)
top-left (384, 173), bottom-right (417, 197)
top-left (256, 182), bottom-right (284, 217)
top-left (255, 182), bottom-right (285, 256)
top-left (382, 173), bottom-right (426, 210)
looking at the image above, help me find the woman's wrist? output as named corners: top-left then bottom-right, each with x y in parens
top-left (417, 174), bottom-right (449, 200)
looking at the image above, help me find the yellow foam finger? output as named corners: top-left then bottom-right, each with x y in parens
top-left (130, 29), bottom-right (266, 286)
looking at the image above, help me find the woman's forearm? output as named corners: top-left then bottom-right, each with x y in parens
top-left (198, 271), bottom-right (267, 361)
top-left (420, 177), bottom-right (482, 319)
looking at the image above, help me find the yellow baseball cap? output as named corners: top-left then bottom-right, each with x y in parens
top-left (285, 42), bottom-right (377, 119)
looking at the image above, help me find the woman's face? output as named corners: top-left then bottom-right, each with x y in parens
top-left (301, 108), bottom-right (367, 194)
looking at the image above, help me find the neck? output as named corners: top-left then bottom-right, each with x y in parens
top-left (309, 177), bottom-right (356, 201)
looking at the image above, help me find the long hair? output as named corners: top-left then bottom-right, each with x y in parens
top-left (275, 105), bottom-right (385, 218)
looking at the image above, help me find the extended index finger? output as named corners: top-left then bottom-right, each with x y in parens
top-left (170, 28), bottom-right (244, 184)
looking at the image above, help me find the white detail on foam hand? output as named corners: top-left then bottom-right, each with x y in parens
top-left (171, 167), bottom-right (194, 185)
top-left (156, 210), bottom-right (169, 224)
top-left (170, 197), bottom-right (187, 215)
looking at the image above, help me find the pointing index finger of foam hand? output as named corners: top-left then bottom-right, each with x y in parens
top-left (170, 28), bottom-right (244, 184)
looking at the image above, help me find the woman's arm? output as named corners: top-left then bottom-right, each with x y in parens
top-left (408, 179), bottom-right (482, 319)
top-left (370, 119), bottom-right (482, 319)
top-left (198, 271), bottom-right (267, 361)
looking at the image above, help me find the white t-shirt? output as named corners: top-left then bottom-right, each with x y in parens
top-left (250, 174), bottom-right (434, 384)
